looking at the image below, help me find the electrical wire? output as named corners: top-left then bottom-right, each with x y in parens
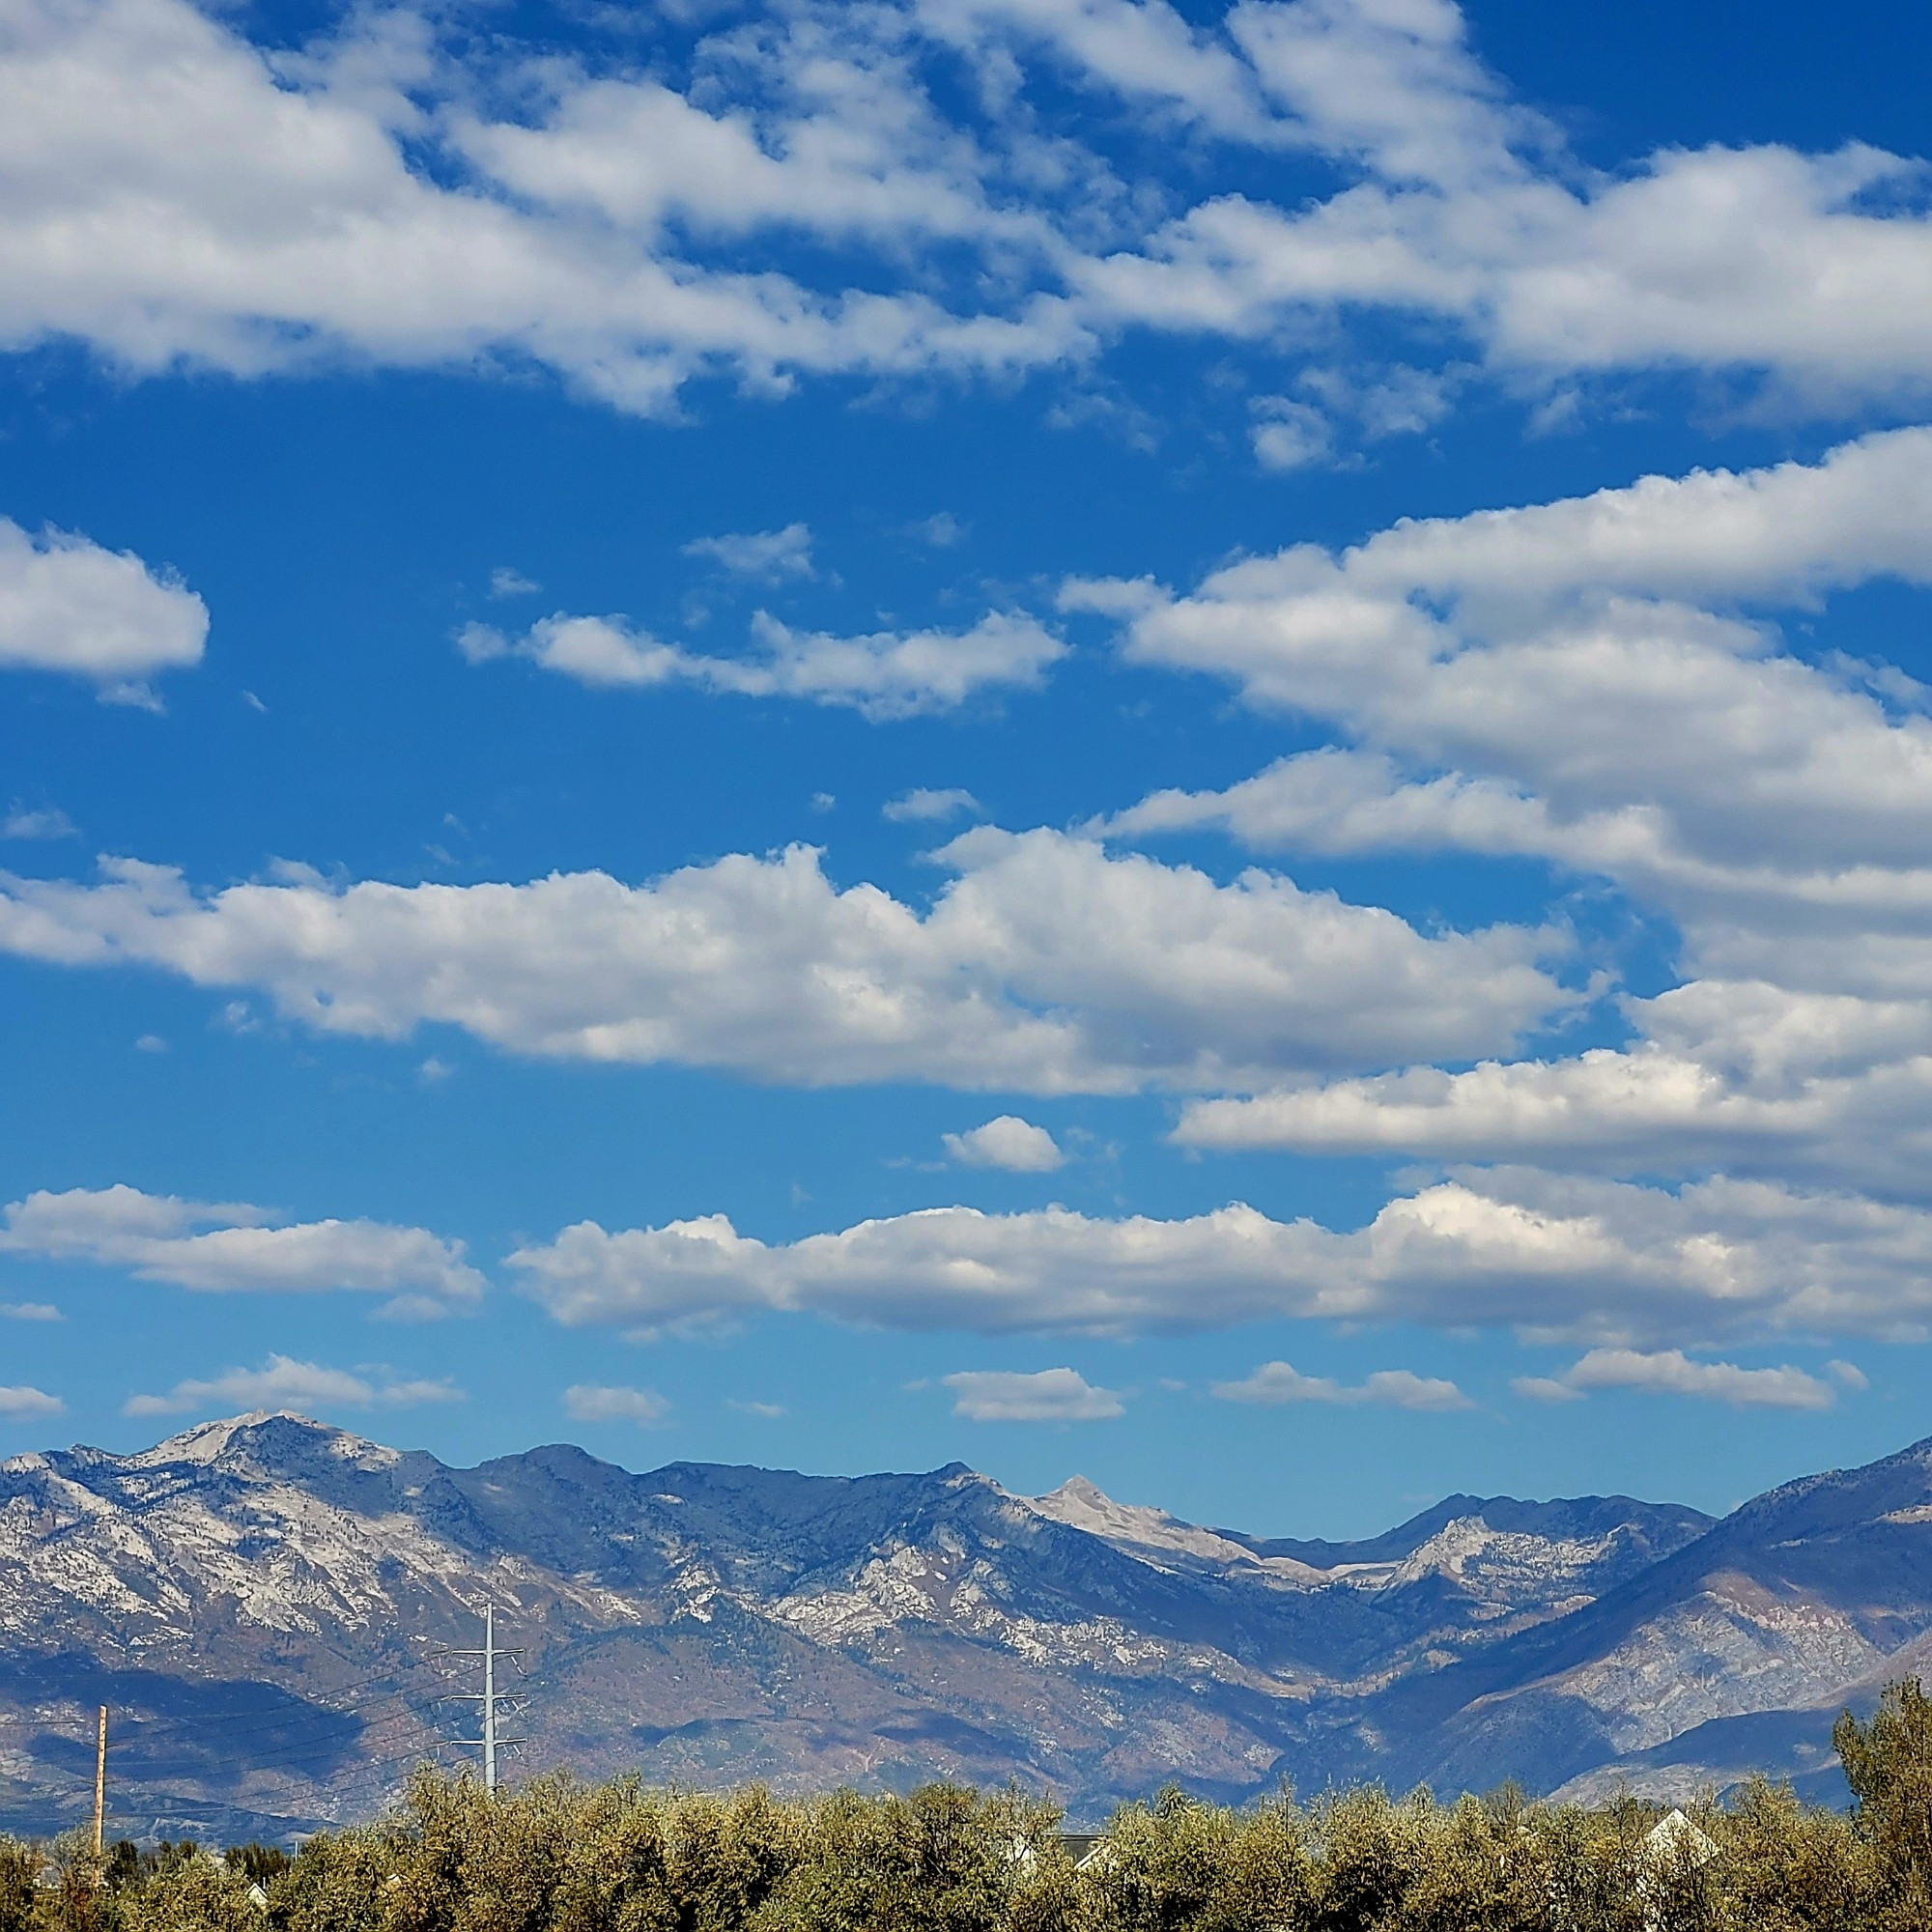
top-left (105, 1662), bottom-right (443, 1739)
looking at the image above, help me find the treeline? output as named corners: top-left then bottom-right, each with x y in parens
top-left (4, 1679), bottom-right (1930, 1932)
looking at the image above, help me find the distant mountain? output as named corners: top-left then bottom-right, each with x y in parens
top-left (0, 1414), bottom-right (1924, 1844)
top-left (1370, 1434), bottom-right (1932, 1807)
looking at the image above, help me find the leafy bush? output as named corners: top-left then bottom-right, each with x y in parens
top-left (11, 1677), bottom-right (1932, 1932)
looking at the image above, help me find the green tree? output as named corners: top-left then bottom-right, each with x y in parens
top-left (0, 1835), bottom-right (37, 1932)
top-left (667, 1784), bottom-right (806, 1932)
top-left (112, 1846), bottom-right (263, 1932)
top-left (269, 1818), bottom-right (405, 1932)
top-left (1308, 1785), bottom-right (1426, 1932)
top-left (752, 1784), bottom-right (1017, 1932)
top-left (1081, 1784), bottom-right (1307, 1932)
top-left (1835, 1681), bottom-right (1932, 1885)
top-left (1711, 1776), bottom-right (1878, 1932)
top-left (1393, 1788), bottom-right (1553, 1932)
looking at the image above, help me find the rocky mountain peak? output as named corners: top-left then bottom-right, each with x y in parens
top-left (3, 1419), bottom-right (1926, 1842)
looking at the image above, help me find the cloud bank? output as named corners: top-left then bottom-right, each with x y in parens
top-left (506, 1171), bottom-right (1932, 1347)
top-left (0, 1184), bottom-right (484, 1319)
top-left (3, 0), bottom-right (1932, 418)
top-left (0, 832), bottom-right (1571, 1094)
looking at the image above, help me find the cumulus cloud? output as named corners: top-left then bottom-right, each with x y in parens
top-left (942, 1367), bottom-right (1122, 1421)
top-left (1075, 430), bottom-right (1932, 1199)
top-left (943, 1115), bottom-right (1065, 1170)
top-left (0, 0), bottom-right (1926, 424)
top-left (124, 1354), bottom-right (464, 1418)
top-left (1172, 978), bottom-right (1932, 1192)
top-left (1071, 8), bottom-right (1932, 406)
top-left (0, 521), bottom-right (206, 701)
top-left (3, 805), bottom-right (76, 839)
top-left (0, 1184), bottom-right (485, 1318)
top-left (0, 1301), bottom-right (61, 1321)
top-left (0, 1386), bottom-right (63, 1417)
top-left (1210, 1360), bottom-right (1471, 1410)
top-left (461, 610), bottom-right (1064, 718)
top-left (563, 1383), bottom-right (671, 1426)
top-left (0, 832), bottom-right (1570, 1094)
top-left (883, 787), bottom-right (982, 823)
top-left (505, 1169), bottom-right (1932, 1345)
top-left (1100, 429), bottom-right (1932, 923)
top-left (1514, 1348), bottom-right (1835, 1411)
top-left (682, 524), bottom-right (814, 582)
top-left (0, 0), bottom-right (1092, 412)
top-left (1249, 397), bottom-right (1331, 471)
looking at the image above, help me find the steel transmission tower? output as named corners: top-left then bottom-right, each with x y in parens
top-left (433, 1605), bottom-right (527, 1793)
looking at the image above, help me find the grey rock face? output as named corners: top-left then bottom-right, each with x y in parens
top-left (2, 1415), bottom-right (1925, 1842)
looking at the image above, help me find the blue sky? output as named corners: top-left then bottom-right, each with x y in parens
top-left (3, 0), bottom-right (1932, 1537)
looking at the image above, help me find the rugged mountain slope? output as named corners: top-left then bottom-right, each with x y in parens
top-left (1352, 1435), bottom-right (1932, 1803)
top-left (0, 1414), bottom-right (1923, 1844)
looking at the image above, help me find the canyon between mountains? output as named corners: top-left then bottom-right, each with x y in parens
top-left (4, 1413), bottom-right (1929, 1843)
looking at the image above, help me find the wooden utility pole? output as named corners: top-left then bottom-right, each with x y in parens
top-left (91, 1706), bottom-right (106, 1858)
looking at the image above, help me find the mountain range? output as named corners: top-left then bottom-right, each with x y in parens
top-left (3, 1413), bottom-right (1928, 1844)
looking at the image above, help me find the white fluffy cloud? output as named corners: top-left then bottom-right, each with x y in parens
top-left (1074, 431), bottom-right (1932, 1200)
top-left (1210, 1360), bottom-right (1470, 1410)
top-left (0, 1386), bottom-right (63, 1418)
top-left (0, 831), bottom-right (1570, 1094)
top-left (0, 0), bottom-right (1928, 420)
top-left (942, 1367), bottom-right (1123, 1421)
top-left (505, 1170), bottom-right (1932, 1346)
top-left (3, 805), bottom-right (77, 839)
top-left (1173, 979), bottom-right (1932, 1192)
top-left (0, 520), bottom-right (206, 702)
top-left (124, 1354), bottom-right (463, 1418)
top-left (1249, 397), bottom-right (1331, 471)
top-left (682, 525), bottom-right (815, 582)
top-left (1101, 428), bottom-right (1932, 925)
top-left (1514, 1348), bottom-right (1834, 1411)
top-left (461, 610), bottom-right (1065, 718)
top-left (943, 1115), bottom-right (1065, 1170)
top-left (1072, 7), bottom-right (1932, 405)
top-left (562, 1383), bottom-right (671, 1426)
top-left (0, 0), bottom-right (1086, 412)
top-left (883, 787), bottom-right (982, 823)
top-left (0, 1184), bottom-right (485, 1318)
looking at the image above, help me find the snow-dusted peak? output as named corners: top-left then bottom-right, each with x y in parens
top-left (126, 1409), bottom-right (397, 1474)
top-left (1384, 1514), bottom-right (1619, 1594)
top-left (128, 1410), bottom-right (293, 1466)
top-left (1025, 1475), bottom-right (1321, 1579)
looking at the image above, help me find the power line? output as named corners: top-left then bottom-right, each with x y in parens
top-left (107, 1662), bottom-right (441, 1739)
top-left (14, 1623), bottom-right (547, 1819)
top-left (155, 1707), bottom-right (445, 1778)
top-left (113, 1685), bottom-right (429, 1749)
